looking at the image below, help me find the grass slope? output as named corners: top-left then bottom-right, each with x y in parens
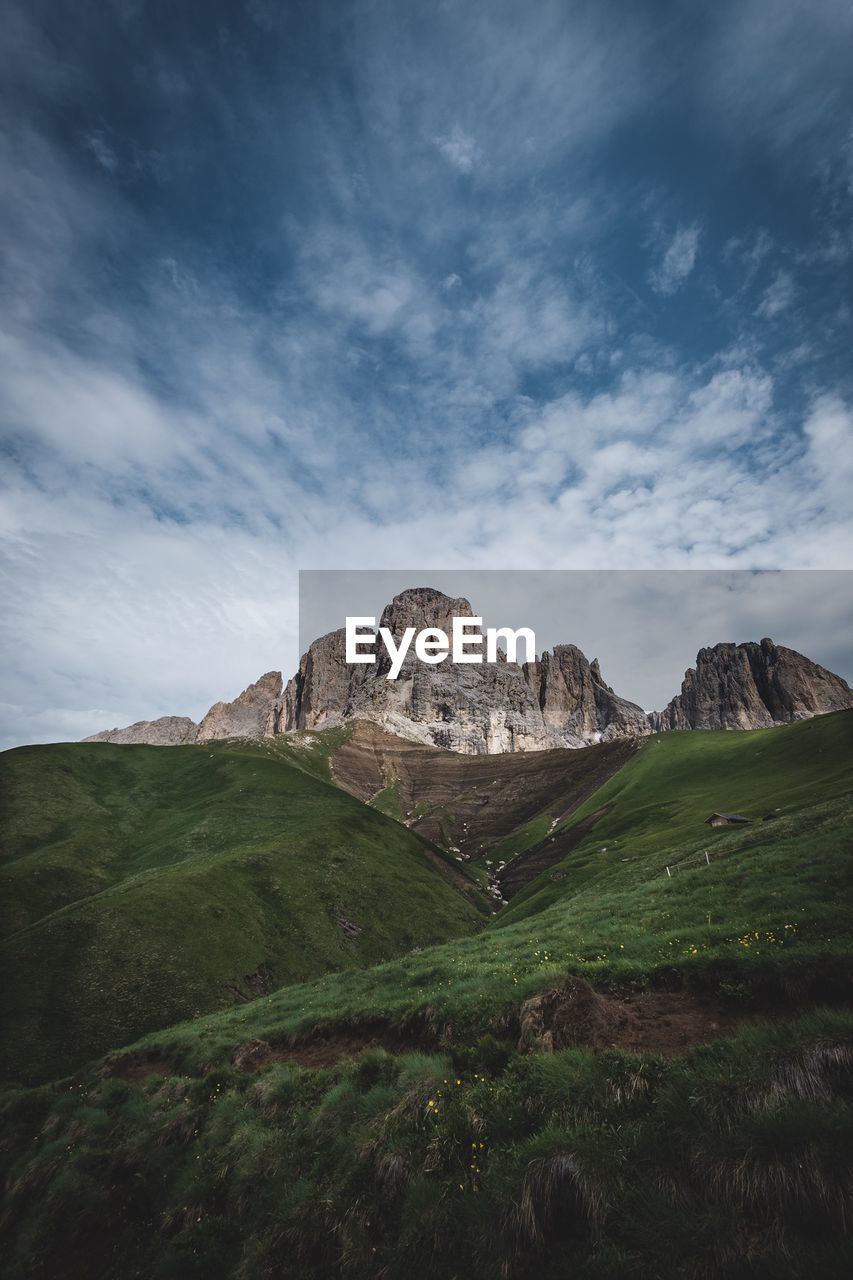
top-left (499, 709), bottom-right (853, 923)
top-left (2, 1011), bottom-right (851, 1280)
top-left (1, 714), bottom-right (852, 1277)
top-left (0, 738), bottom-right (484, 1084)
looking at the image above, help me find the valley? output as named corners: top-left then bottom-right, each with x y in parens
top-left (324, 718), bottom-right (637, 862)
top-left (1, 709), bottom-right (851, 1277)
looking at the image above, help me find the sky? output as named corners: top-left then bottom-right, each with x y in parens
top-left (1, 0), bottom-right (853, 749)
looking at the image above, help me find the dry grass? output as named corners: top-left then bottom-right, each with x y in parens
top-left (509, 1149), bottom-right (606, 1252)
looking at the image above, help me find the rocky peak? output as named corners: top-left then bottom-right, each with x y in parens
top-left (197, 671), bottom-right (284, 741)
top-left (85, 672), bottom-right (284, 747)
top-left (282, 627), bottom-right (367, 732)
top-left (283, 589), bottom-right (647, 753)
top-left (379, 587), bottom-right (475, 637)
top-left (535, 645), bottom-right (650, 742)
top-left (649, 639), bottom-right (853, 731)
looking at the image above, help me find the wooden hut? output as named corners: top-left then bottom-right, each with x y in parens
top-left (704, 812), bottom-right (750, 828)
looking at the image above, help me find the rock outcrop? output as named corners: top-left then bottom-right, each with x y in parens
top-left (534, 647), bottom-right (650, 741)
top-left (85, 673), bottom-right (283, 747)
top-left (84, 590), bottom-right (853, 754)
top-left (197, 671), bottom-right (283, 741)
top-left (282, 587), bottom-right (648, 754)
top-left (649, 639), bottom-right (853, 731)
top-left (85, 716), bottom-right (199, 746)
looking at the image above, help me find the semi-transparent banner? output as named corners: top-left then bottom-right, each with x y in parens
top-left (297, 570), bottom-right (853, 711)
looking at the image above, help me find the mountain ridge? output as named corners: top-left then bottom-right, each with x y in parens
top-left (84, 587), bottom-right (853, 753)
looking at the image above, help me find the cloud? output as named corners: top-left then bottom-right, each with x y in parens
top-left (0, 328), bottom-right (181, 469)
top-left (756, 270), bottom-right (796, 318)
top-left (3, 355), bottom-right (852, 751)
top-left (85, 129), bottom-right (118, 173)
top-left (677, 367), bottom-right (774, 448)
top-left (0, 483), bottom-right (300, 750)
top-left (1, 0), bottom-right (852, 748)
top-left (802, 394), bottom-right (853, 509)
top-left (701, 0), bottom-right (853, 156)
top-left (435, 125), bottom-right (481, 173)
top-left (723, 228), bottom-right (773, 282)
top-left (649, 224), bottom-right (701, 296)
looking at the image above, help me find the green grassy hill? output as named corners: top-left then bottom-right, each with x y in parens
top-left (1, 713), bottom-right (851, 1278)
top-left (0, 738), bottom-right (485, 1084)
top-left (498, 709), bottom-right (853, 921)
top-left (60, 711), bottom-right (850, 1068)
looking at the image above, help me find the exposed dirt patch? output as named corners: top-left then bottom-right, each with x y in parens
top-left (518, 977), bottom-right (759, 1057)
top-left (231, 981), bottom-right (782, 1073)
top-left (106, 979), bottom-right (810, 1082)
top-left (329, 720), bottom-right (637, 863)
top-left (231, 988), bottom-right (763, 1072)
top-left (102, 1051), bottom-right (187, 1081)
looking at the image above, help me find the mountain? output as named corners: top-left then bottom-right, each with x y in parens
top-left (83, 713), bottom-right (199, 745)
top-left (284, 587), bottom-right (649, 752)
top-left (649, 638), bottom-right (853, 730)
top-left (282, 589), bottom-right (852, 747)
top-left (85, 671), bottom-right (284, 745)
top-left (327, 718), bottom-right (637, 863)
top-left (84, 588), bottom-right (853, 753)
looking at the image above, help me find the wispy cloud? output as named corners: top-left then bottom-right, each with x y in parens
top-left (756, 270), bottom-right (796, 318)
top-left (649, 224), bottom-right (701, 296)
top-left (85, 129), bottom-right (118, 173)
top-left (1, 0), bottom-right (852, 748)
top-left (701, 0), bottom-right (853, 155)
top-left (435, 125), bottom-right (481, 173)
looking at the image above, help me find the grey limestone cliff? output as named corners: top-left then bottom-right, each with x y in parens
top-left (282, 587), bottom-right (648, 753)
top-left (649, 638), bottom-right (853, 730)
